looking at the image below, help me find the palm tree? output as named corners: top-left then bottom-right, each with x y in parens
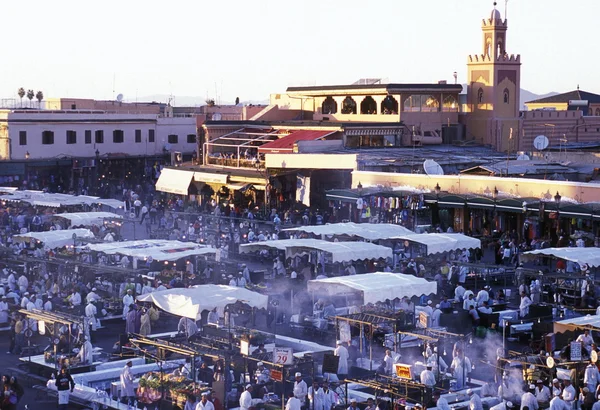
top-left (26, 90), bottom-right (34, 108)
top-left (17, 88), bottom-right (25, 107)
top-left (35, 91), bottom-right (44, 108)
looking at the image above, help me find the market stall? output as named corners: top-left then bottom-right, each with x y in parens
top-left (308, 272), bottom-right (436, 305)
top-left (283, 222), bottom-right (413, 241)
top-left (84, 239), bottom-right (216, 262)
top-left (136, 284), bottom-right (269, 320)
top-left (0, 189), bottom-right (124, 210)
top-left (521, 247), bottom-right (600, 267)
top-left (13, 228), bottom-right (95, 249)
top-left (388, 233), bottom-right (481, 255)
top-left (240, 239), bottom-right (393, 263)
top-left (53, 211), bottom-right (122, 228)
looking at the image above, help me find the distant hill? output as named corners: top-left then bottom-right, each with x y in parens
top-left (520, 89), bottom-right (559, 110)
top-left (133, 94), bottom-right (269, 107)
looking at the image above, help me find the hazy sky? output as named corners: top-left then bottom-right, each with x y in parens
top-left (2, 0), bottom-right (598, 104)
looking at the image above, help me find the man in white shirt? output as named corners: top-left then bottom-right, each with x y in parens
top-left (423, 300), bottom-right (434, 316)
top-left (549, 391), bottom-right (568, 410)
top-left (463, 294), bottom-right (477, 311)
top-left (535, 379), bottom-right (551, 405)
top-left (85, 301), bottom-right (98, 330)
top-left (561, 379), bottom-right (576, 407)
top-left (195, 392), bottom-right (214, 410)
top-left (576, 330), bottom-right (595, 354)
top-left (551, 378), bottom-right (562, 397)
top-left (584, 361), bottom-right (600, 392)
top-left (520, 385), bottom-right (539, 410)
top-left (207, 308), bottom-right (219, 326)
top-left (454, 284), bottom-right (466, 301)
top-left (433, 391), bottom-right (451, 410)
top-left (17, 274), bottom-right (28, 293)
top-left (86, 288), bottom-right (100, 304)
top-left (20, 292), bottom-right (30, 309)
top-left (285, 392), bottom-right (302, 410)
top-left (383, 350), bottom-right (394, 375)
top-left (420, 365), bottom-right (436, 387)
top-left (467, 390), bottom-right (483, 410)
top-left (43, 295), bottom-right (53, 311)
top-left (177, 317), bottom-right (198, 338)
top-left (156, 281), bottom-right (167, 291)
top-left (307, 381), bottom-right (324, 410)
top-left (335, 340), bottom-right (349, 377)
top-left (122, 289), bottom-right (134, 319)
top-left (478, 301), bottom-right (493, 314)
top-left (239, 385), bottom-right (253, 410)
top-left (476, 286), bottom-right (490, 307)
top-left (293, 372), bottom-right (307, 406)
top-left (519, 292), bottom-right (532, 318)
top-left (321, 381), bottom-right (335, 410)
top-left (431, 304), bottom-right (442, 327)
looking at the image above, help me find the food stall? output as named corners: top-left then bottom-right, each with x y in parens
top-left (283, 222), bottom-right (414, 241)
top-left (52, 211), bottom-right (122, 229)
top-left (12, 228), bottom-right (95, 249)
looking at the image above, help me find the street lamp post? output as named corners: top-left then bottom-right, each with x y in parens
top-left (554, 191), bottom-right (562, 235)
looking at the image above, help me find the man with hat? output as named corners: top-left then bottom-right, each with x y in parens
top-left (334, 340), bottom-right (349, 378)
top-left (420, 365), bottom-right (436, 387)
top-left (237, 272), bottom-right (247, 287)
top-left (346, 398), bottom-right (358, 410)
top-left (549, 390), bottom-right (568, 410)
top-left (0, 296), bottom-right (8, 324)
top-left (255, 362), bottom-right (270, 385)
top-left (20, 292), bottom-right (30, 309)
top-left (584, 360), bottom-right (600, 393)
top-left (432, 304), bottom-right (442, 327)
top-left (122, 289), bottom-right (134, 319)
top-left (228, 275), bottom-right (237, 287)
top-left (308, 380), bottom-right (324, 410)
top-left (561, 379), bottom-right (576, 408)
top-left (423, 300), bottom-right (434, 316)
top-left (56, 366), bottom-right (75, 410)
top-left (520, 384), bottom-right (539, 410)
top-left (433, 390), bottom-right (450, 410)
top-left (286, 391), bottom-right (302, 410)
top-left (551, 379), bottom-right (562, 397)
top-left (196, 391), bottom-right (215, 410)
top-left (535, 379), bottom-right (551, 406)
top-left (240, 385), bottom-right (253, 410)
top-left (293, 372), bottom-right (307, 408)
top-left (86, 288), bottom-right (100, 304)
top-left (120, 360), bottom-right (135, 406)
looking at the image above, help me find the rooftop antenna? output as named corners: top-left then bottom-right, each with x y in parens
top-left (505, 0), bottom-right (508, 20)
top-left (112, 73), bottom-right (116, 100)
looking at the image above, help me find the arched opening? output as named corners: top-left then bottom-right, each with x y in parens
top-left (360, 96), bottom-right (377, 114)
top-left (497, 40), bottom-right (503, 57)
top-left (381, 95), bottom-right (398, 114)
top-left (322, 96), bottom-right (337, 114)
top-left (477, 88), bottom-right (484, 104)
top-left (595, 108), bottom-right (600, 116)
top-left (341, 96), bottom-right (357, 114)
top-left (503, 88), bottom-right (509, 104)
top-left (422, 95), bottom-right (440, 112)
top-left (486, 38), bottom-right (492, 57)
top-left (442, 95), bottom-right (458, 112)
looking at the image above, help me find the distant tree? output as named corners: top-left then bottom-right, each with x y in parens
top-left (205, 98), bottom-right (215, 107)
top-left (26, 89), bottom-right (34, 108)
top-left (235, 97), bottom-right (240, 105)
top-left (17, 88), bottom-right (25, 107)
top-left (35, 91), bottom-right (44, 108)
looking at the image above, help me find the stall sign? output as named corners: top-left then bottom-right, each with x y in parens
top-left (394, 363), bottom-right (413, 379)
top-left (270, 369), bottom-right (283, 382)
top-left (419, 311), bottom-right (429, 328)
top-left (240, 339), bottom-right (249, 356)
top-left (273, 347), bottom-right (293, 365)
top-left (570, 342), bottom-right (582, 361)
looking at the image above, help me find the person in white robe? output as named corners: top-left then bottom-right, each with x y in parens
top-left (120, 361), bottom-right (135, 405)
top-left (122, 289), bottom-right (134, 319)
top-left (334, 340), bottom-right (349, 376)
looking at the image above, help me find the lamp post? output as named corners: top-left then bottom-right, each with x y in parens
top-left (554, 191), bottom-right (561, 235)
top-left (411, 196), bottom-right (419, 231)
top-left (434, 183), bottom-right (441, 229)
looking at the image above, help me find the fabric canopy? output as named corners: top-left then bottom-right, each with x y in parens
top-left (554, 315), bottom-right (600, 334)
top-left (13, 228), bottom-right (95, 249)
top-left (307, 272), bottom-right (437, 305)
top-left (390, 233), bottom-right (481, 254)
top-left (239, 238), bottom-right (392, 262)
top-left (84, 239), bottom-right (216, 262)
top-left (283, 222), bottom-right (413, 241)
top-left (136, 284), bottom-right (269, 320)
top-left (0, 190), bottom-right (124, 209)
top-left (53, 212), bottom-right (122, 227)
top-left (521, 247), bottom-right (600, 268)
top-left (155, 168), bottom-right (194, 195)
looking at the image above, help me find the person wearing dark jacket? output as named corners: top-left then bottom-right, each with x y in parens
top-left (7, 378), bottom-right (22, 404)
top-left (55, 367), bottom-right (75, 409)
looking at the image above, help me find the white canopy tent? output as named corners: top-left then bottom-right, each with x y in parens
top-left (521, 247), bottom-right (600, 268)
top-left (53, 212), bottom-right (122, 228)
top-left (554, 315), bottom-right (600, 334)
top-left (390, 233), bottom-right (481, 255)
top-left (83, 239), bottom-right (216, 262)
top-left (13, 228), bottom-right (95, 249)
top-left (136, 284), bottom-right (269, 320)
top-left (0, 190), bottom-right (124, 210)
top-left (239, 238), bottom-right (392, 262)
top-left (283, 222), bottom-right (413, 241)
top-left (307, 272), bottom-right (437, 305)
top-left (155, 168), bottom-right (195, 195)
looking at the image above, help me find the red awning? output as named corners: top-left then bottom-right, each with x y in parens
top-left (258, 130), bottom-right (336, 153)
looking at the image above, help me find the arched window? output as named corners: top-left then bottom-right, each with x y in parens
top-left (477, 88), bottom-right (484, 104)
top-left (497, 40), bottom-right (503, 57)
top-left (442, 95), bottom-right (458, 112)
top-left (503, 88), bottom-right (509, 104)
top-left (360, 96), bottom-right (377, 114)
top-left (322, 96), bottom-right (337, 114)
top-left (422, 95), bottom-right (439, 112)
top-left (341, 96), bottom-right (357, 114)
top-left (595, 108), bottom-right (600, 116)
top-left (381, 95), bottom-right (398, 114)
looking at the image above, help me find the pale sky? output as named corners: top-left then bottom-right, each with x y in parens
top-left (2, 0), bottom-right (598, 104)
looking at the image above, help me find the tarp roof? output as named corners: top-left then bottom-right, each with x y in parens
top-left (390, 233), bottom-right (481, 254)
top-left (554, 315), bottom-right (600, 334)
top-left (307, 272), bottom-right (437, 305)
top-left (283, 222), bottom-right (413, 241)
top-left (521, 247), bottom-right (600, 268)
top-left (239, 238), bottom-right (392, 262)
top-left (84, 239), bottom-right (216, 262)
top-left (53, 212), bottom-right (122, 227)
top-left (258, 130), bottom-right (336, 153)
top-left (13, 228), bottom-right (95, 249)
top-left (0, 190), bottom-right (124, 209)
top-left (155, 168), bottom-right (195, 195)
top-left (136, 284), bottom-right (269, 320)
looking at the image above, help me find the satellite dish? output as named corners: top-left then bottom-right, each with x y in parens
top-left (423, 159), bottom-right (444, 176)
top-left (592, 350), bottom-right (598, 363)
top-left (533, 135), bottom-right (549, 151)
top-left (116, 93), bottom-right (124, 102)
top-left (212, 113), bottom-right (222, 121)
top-left (546, 356), bottom-right (555, 368)
top-left (516, 154), bottom-right (530, 161)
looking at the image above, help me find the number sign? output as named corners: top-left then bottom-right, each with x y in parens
top-left (273, 347), bottom-right (293, 365)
